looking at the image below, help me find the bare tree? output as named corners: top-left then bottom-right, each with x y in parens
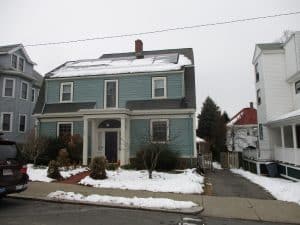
top-left (21, 129), bottom-right (48, 165)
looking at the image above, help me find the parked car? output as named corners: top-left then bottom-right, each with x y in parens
top-left (0, 133), bottom-right (29, 198)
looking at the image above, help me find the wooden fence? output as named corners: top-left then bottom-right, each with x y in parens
top-left (220, 152), bottom-right (239, 169)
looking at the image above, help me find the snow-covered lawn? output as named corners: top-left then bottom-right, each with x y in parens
top-left (47, 191), bottom-right (198, 209)
top-left (27, 164), bottom-right (88, 182)
top-left (212, 161), bottom-right (223, 170)
top-left (80, 169), bottom-right (204, 194)
top-left (231, 168), bottom-right (300, 205)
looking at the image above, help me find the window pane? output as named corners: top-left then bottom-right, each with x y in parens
top-left (19, 58), bottom-right (24, 71)
top-left (4, 79), bottom-right (13, 97)
top-left (31, 89), bottom-right (35, 102)
top-left (2, 114), bottom-right (11, 131)
top-left (296, 125), bottom-right (300, 148)
top-left (257, 89), bottom-right (261, 105)
top-left (12, 55), bottom-right (17, 68)
top-left (59, 124), bottom-right (72, 138)
top-left (62, 93), bottom-right (70, 101)
top-left (106, 81), bottom-right (116, 108)
top-left (296, 81), bottom-right (300, 94)
top-left (284, 126), bottom-right (293, 148)
top-left (154, 79), bottom-right (165, 97)
top-left (152, 121), bottom-right (167, 142)
top-left (19, 115), bottom-right (26, 132)
top-left (21, 82), bottom-right (28, 99)
top-left (259, 124), bottom-right (263, 140)
top-left (62, 84), bottom-right (71, 101)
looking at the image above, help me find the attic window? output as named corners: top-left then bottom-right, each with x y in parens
top-left (18, 58), bottom-right (25, 72)
top-left (11, 54), bottom-right (17, 69)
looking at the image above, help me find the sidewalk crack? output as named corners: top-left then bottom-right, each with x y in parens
top-left (246, 199), bottom-right (261, 221)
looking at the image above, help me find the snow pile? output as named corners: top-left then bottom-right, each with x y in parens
top-left (51, 54), bottom-right (192, 78)
top-left (212, 162), bottom-right (223, 170)
top-left (231, 169), bottom-right (300, 205)
top-left (27, 164), bottom-right (88, 182)
top-left (80, 169), bottom-right (204, 194)
top-left (48, 191), bottom-right (197, 209)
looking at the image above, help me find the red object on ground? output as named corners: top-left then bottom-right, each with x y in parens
top-left (59, 171), bottom-right (90, 184)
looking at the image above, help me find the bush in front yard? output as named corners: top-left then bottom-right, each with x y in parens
top-left (106, 163), bottom-right (119, 171)
top-left (156, 148), bottom-right (179, 171)
top-left (67, 134), bottom-right (83, 164)
top-left (47, 160), bottom-right (62, 180)
top-left (90, 156), bottom-right (107, 179)
top-left (57, 148), bottom-right (71, 167)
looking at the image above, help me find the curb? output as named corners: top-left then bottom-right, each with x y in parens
top-left (8, 195), bottom-right (204, 215)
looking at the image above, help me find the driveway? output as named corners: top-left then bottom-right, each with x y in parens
top-left (205, 169), bottom-right (274, 199)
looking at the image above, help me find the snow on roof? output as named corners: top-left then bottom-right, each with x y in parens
top-left (196, 137), bottom-right (206, 143)
top-left (268, 109), bottom-right (300, 123)
top-left (51, 54), bottom-right (192, 78)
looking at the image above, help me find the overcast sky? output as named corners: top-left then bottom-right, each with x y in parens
top-left (1, 0), bottom-right (300, 116)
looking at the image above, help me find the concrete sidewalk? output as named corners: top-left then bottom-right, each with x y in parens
top-left (10, 181), bottom-right (300, 224)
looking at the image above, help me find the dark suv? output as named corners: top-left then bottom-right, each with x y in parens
top-left (0, 133), bottom-right (29, 198)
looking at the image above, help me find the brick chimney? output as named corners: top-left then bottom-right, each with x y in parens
top-left (250, 102), bottom-right (254, 108)
top-left (135, 39), bottom-right (144, 59)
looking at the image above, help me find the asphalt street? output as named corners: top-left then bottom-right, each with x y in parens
top-left (0, 198), bottom-right (295, 225)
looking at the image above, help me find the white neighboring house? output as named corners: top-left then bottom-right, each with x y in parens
top-left (227, 102), bottom-right (258, 153)
top-left (251, 31), bottom-right (300, 181)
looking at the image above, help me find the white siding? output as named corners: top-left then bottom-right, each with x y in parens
top-left (284, 35), bottom-right (298, 79)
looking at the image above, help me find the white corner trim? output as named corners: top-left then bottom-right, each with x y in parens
top-left (104, 79), bottom-right (118, 109)
top-left (150, 119), bottom-right (169, 143)
top-left (56, 121), bottom-right (73, 137)
top-left (20, 80), bottom-right (29, 100)
top-left (18, 113), bottom-right (27, 133)
top-left (2, 77), bottom-right (16, 98)
top-left (152, 76), bottom-right (167, 99)
top-left (60, 82), bottom-right (73, 103)
top-left (0, 112), bottom-right (13, 132)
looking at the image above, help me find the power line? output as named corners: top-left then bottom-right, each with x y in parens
top-left (25, 10), bottom-right (300, 47)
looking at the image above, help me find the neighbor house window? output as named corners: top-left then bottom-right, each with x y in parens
top-left (60, 82), bottom-right (73, 102)
top-left (257, 89), bottom-right (261, 105)
top-left (255, 63), bottom-right (259, 82)
top-left (20, 81), bottom-right (29, 100)
top-left (259, 124), bottom-right (263, 140)
top-left (151, 120), bottom-right (169, 142)
top-left (1, 112), bottom-right (13, 132)
top-left (104, 80), bottom-right (118, 108)
top-left (284, 126), bottom-right (293, 148)
top-left (296, 125), bottom-right (300, 149)
top-left (18, 57), bottom-right (25, 72)
top-left (2, 78), bottom-right (15, 97)
top-left (19, 114), bottom-right (26, 133)
top-left (11, 54), bottom-right (17, 69)
top-left (31, 88), bottom-right (35, 102)
top-left (57, 122), bottom-right (73, 138)
top-left (152, 77), bottom-right (166, 98)
top-left (295, 80), bottom-right (300, 94)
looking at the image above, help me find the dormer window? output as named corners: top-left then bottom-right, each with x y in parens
top-left (18, 57), bottom-right (25, 72)
top-left (60, 82), bottom-right (73, 102)
top-left (11, 54), bottom-right (18, 69)
top-left (152, 77), bottom-right (167, 99)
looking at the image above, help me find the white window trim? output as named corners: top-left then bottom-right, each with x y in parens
top-left (20, 81), bottom-right (29, 100)
top-left (2, 77), bottom-right (16, 98)
top-left (0, 112), bottom-right (13, 133)
top-left (60, 82), bottom-right (73, 103)
top-left (152, 77), bottom-right (167, 99)
top-left (31, 88), bottom-right (36, 102)
top-left (150, 119), bottom-right (169, 143)
top-left (18, 56), bottom-right (25, 72)
top-left (18, 114), bottom-right (27, 133)
top-left (57, 122), bottom-right (73, 137)
top-left (104, 80), bottom-right (118, 109)
top-left (11, 54), bottom-right (18, 69)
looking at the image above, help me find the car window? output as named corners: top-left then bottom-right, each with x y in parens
top-left (0, 144), bottom-right (17, 160)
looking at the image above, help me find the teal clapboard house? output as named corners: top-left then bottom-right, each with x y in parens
top-left (33, 40), bottom-right (197, 166)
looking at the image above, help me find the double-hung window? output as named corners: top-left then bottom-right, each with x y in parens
top-left (255, 63), bottom-right (259, 82)
top-left (18, 58), bottom-right (25, 72)
top-left (60, 82), bottom-right (73, 102)
top-left (2, 78), bottom-right (15, 97)
top-left (152, 77), bottom-right (166, 99)
top-left (1, 112), bottom-right (13, 132)
top-left (19, 114), bottom-right (27, 133)
top-left (57, 122), bottom-right (73, 138)
top-left (31, 88), bottom-right (36, 102)
top-left (11, 54), bottom-right (18, 69)
top-left (104, 80), bottom-right (118, 108)
top-left (151, 119), bottom-right (169, 143)
top-left (295, 80), bottom-right (300, 94)
top-left (257, 89), bottom-right (261, 105)
top-left (20, 81), bottom-right (29, 100)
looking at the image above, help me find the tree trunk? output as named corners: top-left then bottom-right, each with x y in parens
top-left (148, 170), bottom-right (152, 179)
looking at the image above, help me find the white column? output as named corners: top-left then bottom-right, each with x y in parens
top-left (280, 126), bottom-right (285, 162)
top-left (120, 117), bottom-right (126, 165)
top-left (292, 124), bottom-right (297, 165)
top-left (83, 117), bottom-right (88, 165)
